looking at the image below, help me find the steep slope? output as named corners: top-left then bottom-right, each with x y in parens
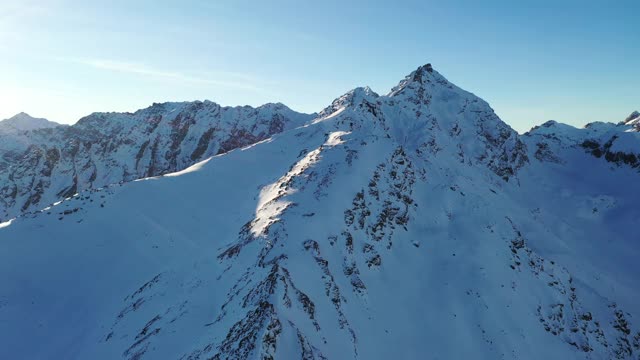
top-left (1, 65), bottom-right (639, 360)
top-left (0, 101), bottom-right (313, 221)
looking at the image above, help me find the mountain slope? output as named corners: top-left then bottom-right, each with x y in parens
top-left (0, 102), bottom-right (314, 221)
top-left (0, 65), bottom-right (638, 360)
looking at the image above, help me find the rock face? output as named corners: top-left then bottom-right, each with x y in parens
top-left (0, 65), bottom-right (639, 360)
top-left (0, 102), bottom-right (314, 221)
top-left (623, 110), bottom-right (640, 131)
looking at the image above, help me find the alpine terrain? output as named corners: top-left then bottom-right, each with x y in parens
top-left (1, 64), bottom-right (639, 359)
top-left (0, 103), bottom-right (313, 221)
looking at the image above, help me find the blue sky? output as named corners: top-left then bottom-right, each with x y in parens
top-left (1, 0), bottom-right (638, 132)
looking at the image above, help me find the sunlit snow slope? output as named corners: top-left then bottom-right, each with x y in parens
top-left (1, 64), bottom-right (639, 360)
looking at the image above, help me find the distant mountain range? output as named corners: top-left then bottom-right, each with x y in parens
top-left (1, 64), bottom-right (638, 359)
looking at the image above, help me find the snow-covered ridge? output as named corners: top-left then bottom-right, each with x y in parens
top-left (623, 110), bottom-right (640, 130)
top-left (0, 113), bottom-right (65, 165)
top-left (525, 111), bottom-right (640, 168)
top-left (0, 101), bottom-right (314, 221)
top-left (0, 112), bottom-right (61, 133)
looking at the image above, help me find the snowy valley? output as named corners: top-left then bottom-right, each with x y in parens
top-left (1, 64), bottom-right (639, 359)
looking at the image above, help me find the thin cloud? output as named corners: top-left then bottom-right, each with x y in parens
top-left (0, 1), bottom-right (51, 48)
top-left (0, 1), bottom-right (49, 23)
top-left (61, 57), bottom-right (265, 92)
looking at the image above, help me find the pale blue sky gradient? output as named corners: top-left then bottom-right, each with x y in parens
top-left (1, 0), bottom-right (638, 132)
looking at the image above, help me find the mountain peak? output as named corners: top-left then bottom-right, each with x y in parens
top-left (411, 63), bottom-right (434, 80)
top-left (0, 112), bottom-right (60, 132)
top-left (388, 63), bottom-right (451, 97)
top-left (624, 110), bottom-right (640, 125)
top-left (346, 86), bottom-right (379, 102)
top-left (8, 112), bottom-right (36, 121)
top-left (317, 86), bottom-right (380, 119)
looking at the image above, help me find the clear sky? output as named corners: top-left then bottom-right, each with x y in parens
top-left (1, 0), bottom-right (638, 132)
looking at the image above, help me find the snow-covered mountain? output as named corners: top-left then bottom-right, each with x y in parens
top-left (1, 64), bottom-right (639, 360)
top-left (0, 102), bottom-right (314, 221)
top-left (0, 112), bottom-right (61, 134)
top-left (623, 111), bottom-right (640, 130)
top-left (0, 112), bottom-right (64, 170)
top-left (525, 110), bottom-right (640, 169)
